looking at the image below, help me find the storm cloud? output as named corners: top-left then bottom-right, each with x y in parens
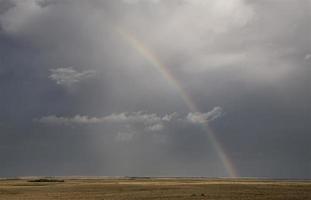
top-left (0, 0), bottom-right (310, 178)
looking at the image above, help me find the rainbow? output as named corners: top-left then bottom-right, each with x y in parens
top-left (116, 28), bottom-right (238, 177)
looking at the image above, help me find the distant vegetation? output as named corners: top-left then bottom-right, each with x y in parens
top-left (28, 178), bottom-right (64, 183)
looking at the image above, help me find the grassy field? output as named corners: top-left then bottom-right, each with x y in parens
top-left (0, 178), bottom-right (311, 200)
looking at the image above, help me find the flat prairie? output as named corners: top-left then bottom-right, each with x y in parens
top-left (0, 178), bottom-right (310, 200)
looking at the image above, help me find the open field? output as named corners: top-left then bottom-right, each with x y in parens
top-left (0, 178), bottom-right (311, 200)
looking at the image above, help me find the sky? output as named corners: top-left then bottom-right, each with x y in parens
top-left (0, 0), bottom-right (310, 178)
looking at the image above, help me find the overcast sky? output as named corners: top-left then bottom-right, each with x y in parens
top-left (0, 0), bottom-right (310, 178)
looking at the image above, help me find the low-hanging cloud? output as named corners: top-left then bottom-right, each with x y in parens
top-left (34, 111), bottom-right (177, 132)
top-left (186, 107), bottom-right (224, 124)
top-left (35, 108), bottom-right (222, 126)
top-left (34, 107), bottom-right (224, 137)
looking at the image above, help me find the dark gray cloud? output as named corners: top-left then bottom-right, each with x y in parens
top-left (0, 0), bottom-right (310, 178)
top-left (0, 0), bottom-right (14, 16)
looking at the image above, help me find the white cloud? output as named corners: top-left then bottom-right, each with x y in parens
top-left (158, 0), bottom-right (254, 47)
top-left (34, 115), bottom-right (102, 125)
top-left (182, 0), bottom-right (254, 32)
top-left (35, 107), bottom-right (224, 127)
top-left (34, 112), bottom-right (175, 126)
top-left (122, 0), bottom-right (254, 32)
top-left (186, 107), bottom-right (224, 124)
top-left (35, 108), bottom-right (224, 141)
top-left (49, 67), bottom-right (96, 86)
top-left (102, 112), bottom-right (173, 124)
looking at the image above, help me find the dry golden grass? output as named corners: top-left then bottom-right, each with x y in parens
top-left (0, 178), bottom-right (311, 200)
